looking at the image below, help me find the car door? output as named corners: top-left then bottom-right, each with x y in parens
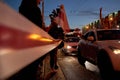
top-left (80, 32), bottom-right (91, 57)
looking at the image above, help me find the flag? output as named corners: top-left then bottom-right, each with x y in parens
top-left (57, 4), bottom-right (70, 33)
top-left (0, 2), bottom-right (62, 80)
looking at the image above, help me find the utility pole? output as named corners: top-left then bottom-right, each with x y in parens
top-left (42, 0), bottom-right (46, 30)
top-left (100, 7), bottom-right (104, 29)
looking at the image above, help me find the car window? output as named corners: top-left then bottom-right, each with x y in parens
top-left (97, 30), bottom-right (120, 40)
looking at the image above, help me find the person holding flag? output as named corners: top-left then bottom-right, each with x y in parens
top-left (48, 8), bottom-right (65, 72)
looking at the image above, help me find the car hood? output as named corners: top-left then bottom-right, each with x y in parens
top-left (65, 42), bottom-right (79, 46)
top-left (97, 40), bottom-right (120, 71)
top-left (97, 40), bottom-right (120, 49)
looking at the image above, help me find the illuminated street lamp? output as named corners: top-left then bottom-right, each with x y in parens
top-left (109, 15), bottom-right (113, 28)
top-left (86, 25), bottom-right (89, 29)
top-left (109, 17), bottom-right (113, 21)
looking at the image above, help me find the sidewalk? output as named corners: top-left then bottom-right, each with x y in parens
top-left (41, 49), bottom-right (66, 80)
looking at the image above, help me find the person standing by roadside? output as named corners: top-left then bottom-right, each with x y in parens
top-left (48, 20), bottom-right (59, 72)
top-left (48, 16), bottom-right (64, 72)
top-left (19, 0), bottom-right (44, 80)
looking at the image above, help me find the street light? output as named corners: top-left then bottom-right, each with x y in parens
top-left (109, 16), bottom-right (113, 28)
top-left (86, 26), bottom-right (89, 29)
top-left (109, 17), bottom-right (113, 21)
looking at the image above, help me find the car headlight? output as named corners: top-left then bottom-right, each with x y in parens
top-left (67, 45), bottom-right (72, 49)
top-left (113, 49), bottom-right (120, 54)
top-left (109, 46), bottom-right (120, 54)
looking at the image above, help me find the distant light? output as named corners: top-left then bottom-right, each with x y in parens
top-left (86, 26), bottom-right (89, 29)
top-left (109, 17), bottom-right (113, 21)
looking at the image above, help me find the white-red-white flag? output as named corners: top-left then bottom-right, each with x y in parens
top-left (0, 2), bottom-right (62, 80)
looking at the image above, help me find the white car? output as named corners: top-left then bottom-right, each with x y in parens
top-left (62, 37), bottom-right (80, 55)
top-left (77, 29), bottom-right (120, 80)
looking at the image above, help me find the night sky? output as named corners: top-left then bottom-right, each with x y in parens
top-left (3, 0), bottom-right (120, 29)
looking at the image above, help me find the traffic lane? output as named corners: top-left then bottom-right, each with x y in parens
top-left (58, 55), bottom-right (102, 80)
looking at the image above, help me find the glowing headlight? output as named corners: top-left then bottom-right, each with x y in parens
top-left (67, 45), bottom-right (72, 49)
top-left (113, 49), bottom-right (120, 54)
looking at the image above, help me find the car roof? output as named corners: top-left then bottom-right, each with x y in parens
top-left (86, 29), bottom-right (120, 32)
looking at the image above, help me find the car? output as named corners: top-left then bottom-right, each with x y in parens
top-left (62, 32), bottom-right (80, 55)
top-left (77, 29), bottom-right (120, 80)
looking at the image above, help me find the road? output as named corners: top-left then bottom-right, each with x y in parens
top-left (43, 49), bottom-right (102, 80)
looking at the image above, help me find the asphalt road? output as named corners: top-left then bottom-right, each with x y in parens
top-left (43, 49), bottom-right (102, 80)
top-left (58, 50), bottom-right (102, 80)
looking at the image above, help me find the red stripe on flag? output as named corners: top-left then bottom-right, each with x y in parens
top-left (0, 25), bottom-right (54, 50)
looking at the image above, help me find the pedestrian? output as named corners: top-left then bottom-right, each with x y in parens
top-left (19, 0), bottom-right (44, 80)
top-left (48, 17), bottom-right (64, 72)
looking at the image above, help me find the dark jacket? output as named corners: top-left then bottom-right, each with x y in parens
top-left (19, 0), bottom-right (43, 28)
top-left (48, 21), bottom-right (64, 40)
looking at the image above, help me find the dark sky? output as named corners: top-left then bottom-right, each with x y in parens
top-left (3, 0), bottom-right (120, 29)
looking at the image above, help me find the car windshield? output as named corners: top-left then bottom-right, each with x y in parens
top-left (97, 30), bottom-right (120, 41)
top-left (65, 37), bottom-right (80, 42)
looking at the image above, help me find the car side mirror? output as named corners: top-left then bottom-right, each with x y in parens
top-left (87, 36), bottom-right (94, 41)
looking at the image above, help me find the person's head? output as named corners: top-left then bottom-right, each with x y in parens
top-left (20, 0), bottom-right (42, 7)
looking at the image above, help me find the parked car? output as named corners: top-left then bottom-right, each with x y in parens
top-left (62, 32), bottom-right (80, 55)
top-left (77, 29), bottom-right (120, 80)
